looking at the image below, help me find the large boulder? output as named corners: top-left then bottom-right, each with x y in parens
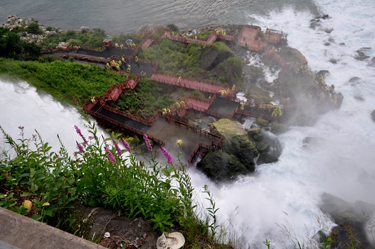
top-left (197, 151), bottom-right (249, 182)
top-left (245, 85), bottom-right (272, 104)
top-left (207, 57), bottom-right (243, 86)
top-left (200, 42), bottom-right (234, 70)
top-left (198, 119), bottom-right (258, 182)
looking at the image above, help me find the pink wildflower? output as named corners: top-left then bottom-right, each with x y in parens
top-left (74, 125), bottom-right (87, 143)
top-left (121, 138), bottom-right (131, 151)
top-left (18, 126), bottom-right (24, 130)
top-left (105, 146), bottom-right (116, 164)
top-left (76, 141), bottom-right (84, 153)
top-left (55, 153), bottom-right (60, 159)
top-left (112, 139), bottom-right (122, 157)
top-left (160, 147), bottom-right (173, 164)
top-left (143, 134), bottom-right (152, 153)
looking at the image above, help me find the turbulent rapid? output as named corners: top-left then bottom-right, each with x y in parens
top-left (1, 0), bottom-right (375, 248)
top-left (189, 0), bottom-right (375, 247)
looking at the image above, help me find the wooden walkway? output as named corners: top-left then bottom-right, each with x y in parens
top-left (151, 72), bottom-right (236, 97)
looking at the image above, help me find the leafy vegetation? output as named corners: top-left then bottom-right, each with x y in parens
top-left (197, 31), bottom-right (212, 40)
top-left (43, 28), bottom-right (107, 49)
top-left (0, 27), bottom-right (41, 60)
top-left (0, 58), bottom-right (127, 105)
top-left (0, 121), bottom-right (229, 247)
top-left (109, 77), bottom-right (183, 119)
top-left (166, 24), bottom-right (179, 33)
top-left (26, 23), bottom-right (43, 35)
top-left (139, 38), bottom-right (205, 76)
top-left (210, 41), bottom-right (234, 55)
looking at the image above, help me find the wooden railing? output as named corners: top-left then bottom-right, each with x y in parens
top-left (89, 111), bottom-right (165, 146)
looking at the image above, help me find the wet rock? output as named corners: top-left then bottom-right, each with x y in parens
top-left (349, 76), bottom-right (360, 82)
top-left (371, 110), bottom-right (375, 122)
top-left (324, 42), bottom-right (331, 46)
top-left (317, 70), bottom-right (330, 77)
top-left (200, 119), bottom-right (259, 181)
top-left (339, 42), bottom-right (346, 46)
top-left (271, 122), bottom-right (287, 134)
top-left (310, 14), bottom-right (330, 29)
top-left (197, 151), bottom-right (249, 182)
top-left (355, 50), bottom-right (370, 61)
top-left (354, 95), bottom-right (364, 101)
top-left (247, 127), bottom-right (263, 142)
top-left (329, 58), bottom-right (338, 64)
top-left (322, 28), bottom-right (334, 34)
top-left (256, 118), bottom-right (269, 127)
top-left (320, 193), bottom-right (375, 249)
top-left (303, 137), bottom-right (326, 148)
top-left (257, 143), bottom-right (270, 153)
top-left (245, 86), bottom-right (272, 104)
top-left (367, 57), bottom-right (375, 67)
top-left (257, 153), bottom-right (278, 165)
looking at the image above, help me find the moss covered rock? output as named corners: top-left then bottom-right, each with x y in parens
top-left (202, 119), bottom-right (258, 181)
top-left (271, 122), bottom-right (288, 134)
top-left (256, 118), bottom-right (269, 127)
top-left (247, 127), bottom-right (263, 142)
top-left (208, 57), bottom-right (243, 86)
top-left (200, 42), bottom-right (234, 70)
top-left (197, 151), bottom-right (249, 182)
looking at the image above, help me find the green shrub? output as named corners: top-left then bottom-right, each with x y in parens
top-left (167, 24), bottom-right (179, 32)
top-left (190, 90), bottom-right (205, 98)
top-left (68, 57), bottom-right (75, 63)
top-left (0, 126), bottom-right (77, 222)
top-left (197, 31), bottom-right (211, 40)
top-left (26, 23), bottom-right (43, 35)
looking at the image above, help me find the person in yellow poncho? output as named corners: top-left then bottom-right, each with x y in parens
top-left (176, 139), bottom-right (183, 147)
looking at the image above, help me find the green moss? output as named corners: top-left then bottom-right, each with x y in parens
top-left (210, 41), bottom-right (234, 55)
top-left (43, 28), bottom-right (107, 49)
top-left (197, 31), bottom-right (211, 40)
top-left (225, 57), bottom-right (242, 68)
top-left (256, 118), bottom-right (269, 127)
top-left (166, 24), bottom-right (179, 32)
top-left (0, 58), bottom-right (127, 106)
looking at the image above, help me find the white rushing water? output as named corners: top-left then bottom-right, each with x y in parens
top-left (0, 80), bottom-right (108, 154)
top-left (189, 0), bottom-right (375, 248)
top-left (1, 0), bottom-right (375, 247)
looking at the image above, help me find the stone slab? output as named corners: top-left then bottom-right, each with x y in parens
top-left (0, 207), bottom-right (106, 249)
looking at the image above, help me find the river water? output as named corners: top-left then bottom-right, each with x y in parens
top-left (1, 0), bottom-right (375, 247)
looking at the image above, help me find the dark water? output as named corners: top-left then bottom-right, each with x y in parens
top-left (0, 0), bottom-right (319, 34)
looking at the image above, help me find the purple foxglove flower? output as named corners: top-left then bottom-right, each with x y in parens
top-left (74, 125), bottom-right (87, 142)
top-left (143, 134), bottom-right (152, 153)
top-left (105, 146), bottom-right (116, 164)
top-left (112, 139), bottom-right (122, 157)
top-left (76, 141), bottom-right (84, 153)
top-left (160, 147), bottom-right (173, 164)
top-left (88, 136), bottom-right (95, 140)
top-left (121, 138), bottom-right (131, 151)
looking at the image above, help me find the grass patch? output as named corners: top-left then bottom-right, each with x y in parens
top-left (139, 38), bottom-right (205, 77)
top-left (0, 58), bottom-right (127, 105)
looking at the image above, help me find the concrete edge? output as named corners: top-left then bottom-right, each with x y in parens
top-left (0, 207), bottom-right (106, 249)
